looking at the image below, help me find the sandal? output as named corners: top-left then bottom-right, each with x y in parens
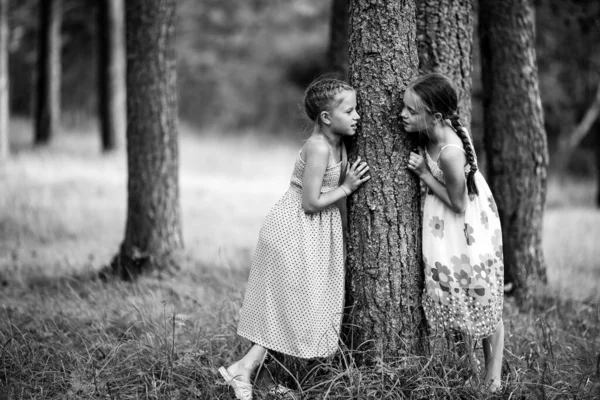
top-left (218, 366), bottom-right (253, 400)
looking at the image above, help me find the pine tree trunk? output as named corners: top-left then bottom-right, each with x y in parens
top-left (0, 0), bottom-right (8, 159)
top-left (345, 0), bottom-right (426, 362)
top-left (35, 0), bottom-right (62, 145)
top-left (109, 0), bottom-right (183, 280)
top-left (327, 0), bottom-right (348, 80)
top-left (479, 0), bottom-right (549, 304)
top-left (98, 0), bottom-right (126, 152)
top-left (416, 0), bottom-right (473, 129)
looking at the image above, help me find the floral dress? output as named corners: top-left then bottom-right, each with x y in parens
top-left (422, 144), bottom-right (504, 340)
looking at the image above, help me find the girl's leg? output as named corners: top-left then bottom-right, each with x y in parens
top-left (482, 320), bottom-right (504, 391)
top-left (226, 344), bottom-right (267, 384)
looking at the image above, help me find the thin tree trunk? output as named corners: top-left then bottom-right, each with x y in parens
top-left (35, 0), bottom-right (62, 145)
top-left (327, 0), bottom-right (348, 80)
top-left (555, 82), bottom-right (600, 172)
top-left (479, 0), bottom-right (549, 305)
top-left (416, 0), bottom-right (473, 129)
top-left (345, 0), bottom-right (426, 362)
top-left (98, 0), bottom-right (126, 152)
top-left (0, 0), bottom-right (8, 159)
top-left (108, 0), bottom-right (182, 280)
top-left (596, 123), bottom-right (600, 208)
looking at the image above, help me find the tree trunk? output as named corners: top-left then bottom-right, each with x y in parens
top-left (34, 0), bottom-right (62, 145)
top-left (327, 0), bottom-right (348, 80)
top-left (345, 0), bottom-right (426, 362)
top-left (416, 0), bottom-right (473, 129)
top-left (109, 0), bottom-right (183, 280)
top-left (0, 0), bottom-right (8, 159)
top-left (479, 0), bottom-right (549, 305)
top-left (97, 0), bottom-right (126, 152)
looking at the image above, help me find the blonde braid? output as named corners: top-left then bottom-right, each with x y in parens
top-left (449, 114), bottom-right (479, 196)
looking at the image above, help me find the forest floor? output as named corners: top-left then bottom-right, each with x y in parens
top-left (1, 119), bottom-right (599, 399)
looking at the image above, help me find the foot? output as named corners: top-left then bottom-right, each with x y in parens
top-left (484, 377), bottom-right (501, 393)
top-left (225, 362), bottom-right (252, 384)
top-left (218, 366), bottom-right (253, 400)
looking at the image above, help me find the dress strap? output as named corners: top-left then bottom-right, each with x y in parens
top-left (338, 142), bottom-right (347, 185)
top-left (439, 143), bottom-right (466, 155)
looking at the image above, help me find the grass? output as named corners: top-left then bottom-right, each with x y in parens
top-left (1, 119), bottom-right (599, 399)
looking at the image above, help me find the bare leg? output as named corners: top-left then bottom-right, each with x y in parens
top-left (226, 344), bottom-right (268, 384)
top-left (482, 320), bottom-right (504, 392)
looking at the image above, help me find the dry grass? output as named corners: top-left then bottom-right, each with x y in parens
top-left (1, 119), bottom-right (599, 399)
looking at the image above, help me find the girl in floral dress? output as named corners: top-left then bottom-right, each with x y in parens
top-left (218, 76), bottom-right (370, 400)
top-left (403, 73), bottom-right (504, 392)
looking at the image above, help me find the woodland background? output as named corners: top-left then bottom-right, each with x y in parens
top-left (1, 0), bottom-right (600, 399)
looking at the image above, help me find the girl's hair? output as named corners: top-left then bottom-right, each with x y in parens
top-left (304, 76), bottom-right (354, 123)
top-left (408, 73), bottom-right (479, 196)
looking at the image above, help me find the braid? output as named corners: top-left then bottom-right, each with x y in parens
top-left (449, 114), bottom-right (479, 197)
top-left (304, 77), bottom-right (354, 123)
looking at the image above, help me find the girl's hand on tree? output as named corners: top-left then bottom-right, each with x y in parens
top-left (341, 156), bottom-right (370, 193)
top-left (407, 149), bottom-right (428, 178)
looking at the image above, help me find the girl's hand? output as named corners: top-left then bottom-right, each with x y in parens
top-left (341, 156), bottom-right (370, 193)
top-left (407, 149), bottom-right (428, 178)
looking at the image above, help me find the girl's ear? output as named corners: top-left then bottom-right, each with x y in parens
top-left (433, 112), bottom-right (443, 123)
top-left (320, 111), bottom-right (331, 126)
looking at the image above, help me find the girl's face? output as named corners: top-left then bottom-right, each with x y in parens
top-left (327, 90), bottom-right (360, 136)
top-left (401, 89), bottom-right (433, 133)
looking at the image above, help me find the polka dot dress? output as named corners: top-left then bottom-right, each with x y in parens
top-left (237, 150), bottom-right (345, 359)
top-left (421, 144), bottom-right (504, 341)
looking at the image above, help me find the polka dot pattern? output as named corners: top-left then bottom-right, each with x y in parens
top-left (237, 151), bottom-right (345, 359)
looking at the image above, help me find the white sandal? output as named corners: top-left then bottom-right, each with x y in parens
top-left (218, 366), bottom-right (253, 400)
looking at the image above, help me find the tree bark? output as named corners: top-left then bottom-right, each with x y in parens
top-left (327, 0), bottom-right (349, 80)
top-left (345, 0), bottom-right (426, 362)
top-left (109, 0), bottom-right (183, 280)
top-left (97, 0), bottom-right (126, 152)
top-left (479, 0), bottom-right (549, 305)
top-left (416, 0), bottom-right (473, 129)
top-left (34, 0), bottom-right (62, 145)
top-left (0, 0), bottom-right (8, 159)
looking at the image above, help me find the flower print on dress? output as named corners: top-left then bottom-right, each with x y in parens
top-left (473, 262), bottom-right (490, 284)
top-left (492, 229), bottom-right (503, 260)
top-left (429, 216), bottom-right (444, 238)
top-left (463, 223), bottom-right (475, 245)
top-left (431, 262), bottom-right (454, 292)
top-left (450, 253), bottom-right (473, 275)
top-left (481, 210), bottom-right (489, 230)
top-left (488, 196), bottom-right (499, 218)
top-left (454, 269), bottom-right (472, 288)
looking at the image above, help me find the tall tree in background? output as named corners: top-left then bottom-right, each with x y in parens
top-left (327, 0), bottom-right (348, 80)
top-left (34, 0), bottom-right (62, 145)
top-left (345, 0), bottom-right (426, 361)
top-left (416, 0), bottom-right (473, 129)
top-left (108, 0), bottom-right (183, 279)
top-left (0, 0), bottom-right (8, 159)
top-left (97, 0), bottom-right (126, 152)
top-left (479, 0), bottom-right (548, 304)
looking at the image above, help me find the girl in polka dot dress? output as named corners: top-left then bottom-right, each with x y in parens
top-left (218, 77), bottom-right (370, 400)
top-left (403, 73), bottom-right (504, 392)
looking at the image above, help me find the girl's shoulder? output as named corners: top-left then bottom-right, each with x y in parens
top-left (301, 136), bottom-right (330, 163)
top-left (437, 143), bottom-right (467, 171)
